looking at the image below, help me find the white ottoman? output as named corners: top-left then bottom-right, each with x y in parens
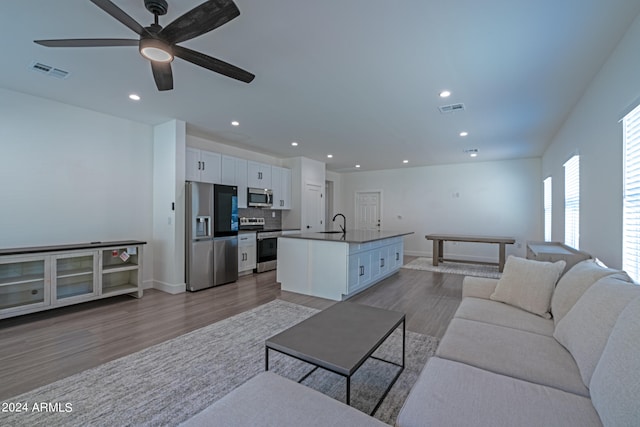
top-left (181, 372), bottom-right (388, 426)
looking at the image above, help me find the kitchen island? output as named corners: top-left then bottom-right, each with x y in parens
top-left (276, 230), bottom-right (413, 301)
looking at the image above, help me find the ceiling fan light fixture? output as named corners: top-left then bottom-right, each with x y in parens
top-left (139, 38), bottom-right (173, 63)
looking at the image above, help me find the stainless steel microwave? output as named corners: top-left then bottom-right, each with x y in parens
top-left (248, 187), bottom-right (273, 208)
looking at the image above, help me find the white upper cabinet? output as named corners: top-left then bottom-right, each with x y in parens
top-left (186, 148), bottom-right (221, 183)
top-left (221, 155), bottom-right (248, 208)
top-left (271, 166), bottom-right (291, 210)
top-left (220, 155), bottom-right (236, 185)
top-left (186, 148), bottom-right (288, 211)
top-left (247, 161), bottom-right (272, 189)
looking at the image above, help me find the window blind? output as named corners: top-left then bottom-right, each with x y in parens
top-left (564, 155), bottom-right (580, 249)
top-left (623, 103), bottom-right (640, 282)
top-left (544, 177), bottom-right (552, 241)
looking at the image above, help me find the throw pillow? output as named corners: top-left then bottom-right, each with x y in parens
top-left (490, 256), bottom-right (566, 318)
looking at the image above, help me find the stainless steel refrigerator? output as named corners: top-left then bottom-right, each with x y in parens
top-left (185, 182), bottom-right (238, 291)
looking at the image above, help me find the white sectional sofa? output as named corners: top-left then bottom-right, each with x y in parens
top-left (183, 257), bottom-right (640, 426)
top-left (397, 257), bottom-right (640, 427)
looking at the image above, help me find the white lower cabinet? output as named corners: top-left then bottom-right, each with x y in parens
top-left (347, 237), bottom-right (402, 295)
top-left (388, 243), bottom-right (403, 270)
top-left (348, 252), bottom-right (372, 293)
top-left (279, 235), bottom-right (405, 301)
top-left (238, 232), bottom-right (257, 274)
top-left (0, 241), bottom-right (144, 320)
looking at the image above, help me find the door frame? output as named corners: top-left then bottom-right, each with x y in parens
top-left (354, 190), bottom-right (383, 230)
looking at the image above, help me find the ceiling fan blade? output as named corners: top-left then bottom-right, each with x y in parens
top-left (174, 45), bottom-right (254, 83)
top-left (90, 0), bottom-right (149, 36)
top-left (160, 0), bottom-right (240, 44)
top-left (151, 61), bottom-right (174, 91)
top-left (34, 39), bottom-right (139, 48)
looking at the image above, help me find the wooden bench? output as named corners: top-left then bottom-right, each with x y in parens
top-left (425, 234), bottom-right (516, 272)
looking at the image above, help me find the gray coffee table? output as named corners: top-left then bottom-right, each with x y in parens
top-left (265, 301), bottom-right (405, 415)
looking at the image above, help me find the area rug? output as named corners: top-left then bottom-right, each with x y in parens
top-left (402, 257), bottom-right (502, 279)
top-left (3, 300), bottom-right (438, 426)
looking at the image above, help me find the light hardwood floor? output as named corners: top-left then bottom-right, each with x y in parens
top-left (0, 257), bottom-right (462, 400)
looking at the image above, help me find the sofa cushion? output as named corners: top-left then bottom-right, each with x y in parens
top-left (455, 297), bottom-right (555, 336)
top-left (436, 318), bottom-right (589, 396)
top-left (590, 296), bottom-right (640, 427)
top-left (490, 256), bottom-right (566, 318)
top-left (461, 276), bottom-right (499, 299)
top-left (180, 372), bottom-right (387, 427)
top-left (553, 275), bottom-right (640, 387)
top-left (551, 259), bottom-right (630, 326)
top-left (397, 357), bottom-right (602, 427)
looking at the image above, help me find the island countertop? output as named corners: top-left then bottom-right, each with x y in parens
top-left (280, 229), bottom-right (413, 244)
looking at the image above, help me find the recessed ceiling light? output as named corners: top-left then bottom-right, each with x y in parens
top-left (291, 141), bottom-right (298, 146)
top-left (459, 131), bottom-right (468, 137)
top-left (355, 164), bottom-right (360, 168)
top-left (464, 148), bottom-right (479, 157)
top-left (327, 154), bottom-right (333, 158)
top-left (128, 93), bottom-right (141, 101)
top-left (470, 153), bottom-right (478, 157)
top-left (231, 121), bottom-right (240, 126)
top-left (439, 90), bottom-right (451, 98)
top-left (403, 160), bottom-right (409, 164)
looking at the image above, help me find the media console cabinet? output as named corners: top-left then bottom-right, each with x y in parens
top-left (0, 240), bottom-right (145, 320)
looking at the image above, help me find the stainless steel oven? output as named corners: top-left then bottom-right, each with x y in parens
top-left (256, 230), bottom-right (281, 273)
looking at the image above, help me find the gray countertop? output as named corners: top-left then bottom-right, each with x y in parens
top-left (279, 229), bottom-right (413, 244)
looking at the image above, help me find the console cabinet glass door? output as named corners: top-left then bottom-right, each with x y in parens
top-left (53, 252), bottom-right (97, 304)
top-left (0, 256), bottom-right (49, 313)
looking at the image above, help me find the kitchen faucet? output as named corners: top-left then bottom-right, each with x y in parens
top-left (332, 213), bottom-right (346, 234)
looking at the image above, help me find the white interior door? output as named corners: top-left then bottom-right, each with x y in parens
top-left (304, 183), bottom-right (323, 231)
top-left (356, 191), bottom-right (381, 230)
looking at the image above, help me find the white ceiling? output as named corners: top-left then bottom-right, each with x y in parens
top-left (2, 1), bottom-right (640, 171)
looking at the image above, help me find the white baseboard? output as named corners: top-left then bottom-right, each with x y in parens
top-left (152, 280), bottom-right (186, 294)
top-left (404, 250), bottom-right (429, 257)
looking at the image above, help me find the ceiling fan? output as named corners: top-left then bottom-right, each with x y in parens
top-left (34, 0), bottom-right (255, 91)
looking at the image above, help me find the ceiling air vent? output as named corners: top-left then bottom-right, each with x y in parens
top-left (29, 61), bottom-right (70, 79)
top-left (438, 103), bottom-right (465, 114)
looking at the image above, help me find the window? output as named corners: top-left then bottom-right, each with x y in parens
top-left (623, 103), bottom-right (640, 281)
top-left (544, 177), bottom-right (552, 241)
top-left (564, 155), bottom-right (580, 249)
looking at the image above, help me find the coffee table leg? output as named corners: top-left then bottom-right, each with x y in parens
top-left (402, 319), bottom-right (406, 368)
top-left (346, 376), bottom-right (351, 406)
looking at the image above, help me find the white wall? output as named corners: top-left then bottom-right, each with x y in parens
top-left (339, 158), bottom-right (542, 261)
top-left (152, 120), bottom-right (186, 293)
top-left (542, 14), bottom-right (640, 269)
top-left (0, 88), bottom-right (154, 284)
